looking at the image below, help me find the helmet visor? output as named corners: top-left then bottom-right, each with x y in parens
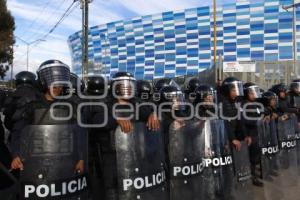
top-left (291, 82), bottom-right (300, 93)
top-left (112, 79), bottom-right (136, 99)
top-left (247, 85), bottom-right (261, 99)
top-left (164, 91), bottom-right (185, 110)
top-left (38, 65), bottom-right (70, 88)
top-left (227, 81), bottom-right (244, 97)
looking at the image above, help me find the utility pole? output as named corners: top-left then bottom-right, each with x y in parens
top-left (283, 0), bottom-right (300, 79)
top-left (213, 0), bottom-right (217, 81)
top-left (80, 0), bottom-right (91, 79)
top-left (293, 1), bottom-right (298, 78)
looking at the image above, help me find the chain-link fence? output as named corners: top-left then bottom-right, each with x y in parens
top-left (220, 61), bottom-right (300, 90)
top-left (164, 61), bottom-right (300, 90)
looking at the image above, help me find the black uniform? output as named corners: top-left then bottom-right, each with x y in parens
top-left (3, 84), bottom-right (41, 132)
top-left (10, 95), bottom-right (85, 158)
top-left (194, 84), bottom-right (216, 118)
top-left (4, 71), bottom-right (40, 132)
top-left (0, 89), bottom-right (14, 190)
top-left (220, 77), bottom-right (247, 142)
top-left (242, 100), bottom-right (262, 180)
top-left (288, 92), bottom-right (300, 121)
top-left (278, 97), bottom-right (297, 115)
top-left (136, 80), bottom-right (152, 102)
top-left (90, 72), bottom-right (153, 200)
top-left (9, 60), bottom-right (88, 200)
top-left (1, 72), bottom-right (38, 191)
top-left (287, 80), bottom-right (300, 121)
top-left (241, 82), bottom-right (263, 185)
top-left (221, 97), bottom-right (247, 141)
top-left (183, 77), bottom-right (201, 103)
top-left (91, 97), bottom-right (153, 200)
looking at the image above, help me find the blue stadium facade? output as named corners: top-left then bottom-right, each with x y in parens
top-left (68, 0), bottom-right (300, 80)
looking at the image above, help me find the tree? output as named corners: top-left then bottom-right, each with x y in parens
top-left (0, 0), bottom-right (15, 79)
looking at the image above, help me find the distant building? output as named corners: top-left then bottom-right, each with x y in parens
top-left (68, 0), bottom-right (299, 80)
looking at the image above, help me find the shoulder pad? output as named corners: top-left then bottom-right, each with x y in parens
top-left (16, 94), bottom-right (38, 108)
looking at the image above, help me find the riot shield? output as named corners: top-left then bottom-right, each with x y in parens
top-left (293, 96), bottom-right (300, 108)
top-left (0, 142), bottom-right (14, 190)
top-left (232, 141), bottom-right (254, 200)
top-left (19, 124), bottom-right (88, 200)
top-left (202, 119), bottom-right (235, 200)
top-left (115, 122), bottom-right (168, 200)
top-left (168, 119), bottom-right (205, 200)
top-left (0, 161), bottom-right (18, 200)
top-left (277, 116), bottom-right (298, 194)
top-left (290, 114), bottom-right (300, 175)
top-left (257, 120), bottom-right (282, 200)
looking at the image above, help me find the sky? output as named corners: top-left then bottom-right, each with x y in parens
top-left (7, 0), bottom-right (235, 77)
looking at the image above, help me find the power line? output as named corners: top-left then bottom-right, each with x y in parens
top-left (13, 1), bottom-right (79, 65)
top-left (24, 0), bottom-right (52, 34)
top-left (23, 0), bottom-right (69, 40)
top-left (14, 0), bottom-right (79, 71)
top-left (36, 1), bottom-right (79, 43)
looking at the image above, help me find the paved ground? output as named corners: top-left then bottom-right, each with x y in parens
top-left (252, 169), bottom-right (299, 200)
top-left (253, 184), bottom-right (299, 200)
top-left (1, 170), bottom-right (299, 200)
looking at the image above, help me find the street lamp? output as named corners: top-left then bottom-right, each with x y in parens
top-left (15, 36), bottom-right (45, 71)
top-left (11, 44), bottom-right (18, 88)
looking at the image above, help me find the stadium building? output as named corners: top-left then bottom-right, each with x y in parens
top-left (68, 0), bottom-right (300, 80)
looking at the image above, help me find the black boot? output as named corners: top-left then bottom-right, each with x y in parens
top-left (264, 175), bottom-right (274, 182)
top-left (252, 177), bottom-right (264, 187)
top-left (269, 170), bottom-right (278, 177)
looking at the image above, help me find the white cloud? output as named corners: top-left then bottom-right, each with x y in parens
top-left (9, 0), bottom-right (233, 77)
top-left (13, 39), bottom-right (71, 74)
top-left (111, 0), bottom-right (201, 16)
top-left (88, 2), bottom-right (124, 25)
top-left (8, 0), bottom-right (82, 31)
top-left (9, 0), bottom-right (126, 75)
top-left (8, 0), bottom-right (124, 33)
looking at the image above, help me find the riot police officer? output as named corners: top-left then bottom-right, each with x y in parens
top-left (159, 84), bottom-right (188, 151)
top-left (194, 84), bottom-right (216, 118)
top-left (220, 77), bottom-right (251, 150)
top-left (270, 83), bottom-right (298, 116)
top-left (65, 72), bottom-right (85, 96)
top-left (84, 75), bottom-right (110, 199)
top-left (288, 79), bottom-right (300, 121)
top-left (3, 71), bottom-right (40, 132)
top-left (289, 79), bottom-right (300, 105)
top-left (259, 91), bottom-right (282, 182)
top-left (184, 77), bottom-right (201, 103)
top-left (15, 71), bottom-right (37, 87)
top-left (261, 91), bottom-right (279, 120)
top-left (0, 93), bottom-right (14, 193)
top-left (136, 80), bottom-right (152, 102)
top-left (153, 78), bottom-right (171, 93)
top-left (10, 60), bottom-right (87, 199)
top-left (159, 84), bottom-right (207, 200)
top-left (221, 77), bottom-right (254, 199)
top-left (242, 82), bottom-right (264, 186)
top-left (86, 75), bottom-right (106, 96)
top-left (1, 72), bottom-right (40, 192)
top-left (91, 72), bottom-right (160, 200)
top-left (194, 84), bottom-right (239, 200)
